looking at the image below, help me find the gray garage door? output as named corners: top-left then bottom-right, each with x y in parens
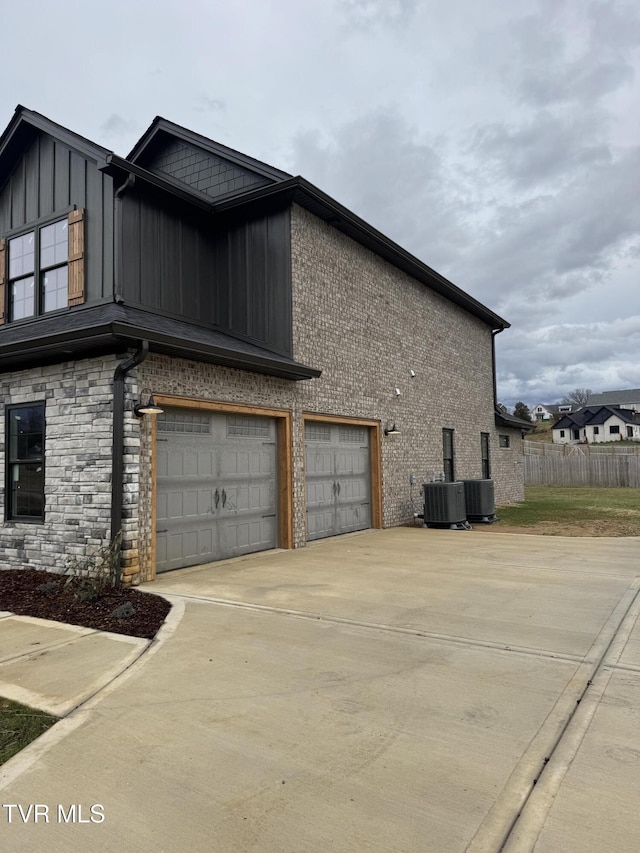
top-left (305, 422), bottom-right (371, 541)
top-left (156, 409), bottom-right (278, 572)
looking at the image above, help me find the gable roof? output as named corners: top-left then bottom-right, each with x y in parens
top-left (533, 403), bottom-right (575, 414)
top-left (495, 410), bottom-right (533, 431)
top-left (553, 406), bottom-right (637, 430)
top-left (586, 389), bottom-right (640, 407)
top-left (0, 105), bottom-right (510, 332)
top-left (0, 106), bottom-right (110, 188)
top-left (128, 116), bottom-right (291, 183)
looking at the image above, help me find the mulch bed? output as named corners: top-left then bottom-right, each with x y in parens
top-left (0, 569), bottom-right (171, 640)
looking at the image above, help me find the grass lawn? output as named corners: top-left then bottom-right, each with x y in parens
top-left (493, 485), bottom-right (640, 536)
top-left (0, 697), bottom-right (57, 766)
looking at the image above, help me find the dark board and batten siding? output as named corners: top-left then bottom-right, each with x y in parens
top-left (121, 187), bottom-right (292, 356)
top-left (0, 134), bottom-right (114, 302)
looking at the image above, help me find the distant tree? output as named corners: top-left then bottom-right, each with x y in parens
top-left (513, 401), bottom-right (532, 422)
top-left (561, 388), bottom-right (592, 407)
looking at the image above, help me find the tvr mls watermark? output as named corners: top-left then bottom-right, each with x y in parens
top-left (3, 803), bottom-right (105, 824)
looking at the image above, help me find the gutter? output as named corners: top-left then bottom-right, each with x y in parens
top-left (491, 328), bottom-right (503, 412)
top-left (111, 341), bottom-right (149, 564)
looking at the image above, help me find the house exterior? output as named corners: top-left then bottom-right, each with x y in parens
top-left (584, 389), bottom-right (640, 411)
top-left (0, 106), bottom-right (525, 584)
top-left (552, 407), bottom-right (640, 444)
top-left (531, 403), bottom-right (575, 421)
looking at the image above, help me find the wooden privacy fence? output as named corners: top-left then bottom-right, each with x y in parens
top-left (524, 443), bottom-right (640, 487)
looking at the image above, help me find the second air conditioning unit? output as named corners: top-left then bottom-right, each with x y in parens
top-left (461, 479), bottom-right (498, 523)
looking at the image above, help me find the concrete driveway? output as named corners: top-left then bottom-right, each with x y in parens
top-left (1, 527), bottom-right (640, 852)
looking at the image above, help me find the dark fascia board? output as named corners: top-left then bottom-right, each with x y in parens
top-left (109, 322), bottom-right (319, 381)
top-left (0, 105), bottom-right (111, 169)
top-left (100, 163), bottom-right (510, 331)
top-left (106, 157), bottom-right (508, 332)
top-left (104, 154), bottom-right (216, 211)
top-left (127, 117), bottom-right (292, 183)
top-left (215, 177), bottom-right (510, 331)
top-left (0, 308), bottom-right (320, 382)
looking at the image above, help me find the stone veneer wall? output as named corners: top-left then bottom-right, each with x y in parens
top-left (0, 356), bottom-right (134, 575)
top-left (289, 204), bottom-right (524, 515)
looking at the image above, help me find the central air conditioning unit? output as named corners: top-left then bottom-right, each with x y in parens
top-left (461, 479), bottom-right (498, 523)
top-left (423, 481), bottom-right (470, 530)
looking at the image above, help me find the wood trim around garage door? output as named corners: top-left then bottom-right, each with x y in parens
top-left (147, 395), bottom-right (294, 579)
top-left (303, 413), bottom-right (383, 531)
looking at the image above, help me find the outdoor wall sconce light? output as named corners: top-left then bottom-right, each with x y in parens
top-left (384, 423), bottom-right (400, 436)
top-left (133, 388), bottom-right (164, 417)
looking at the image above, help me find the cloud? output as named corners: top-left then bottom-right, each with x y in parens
top-left (496, 315), bottom-right (640, 405)
top-left (338, 0), bottom-right (418, 30)
top-left (100, 114), bottom-right (138, 137)
top-left (195, 95), bottom-right (226, 114)
top-left (508, 0), bottom-right (640, 109)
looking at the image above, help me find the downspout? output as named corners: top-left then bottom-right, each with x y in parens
top-left (110, 170), bottom-right (142, 566)
top-left (491, 328), bottom-right (503, 411)
top-left (111, 341), bottom-right (149, 550)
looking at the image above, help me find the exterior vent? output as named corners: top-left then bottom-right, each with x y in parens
top-left (462, 479), bottom-right (498, 523)
top-left (423, 482), bottom-right (469, 529)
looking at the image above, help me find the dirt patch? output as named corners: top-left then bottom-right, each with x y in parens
top-left (0, 569), bottom-right (171, 639)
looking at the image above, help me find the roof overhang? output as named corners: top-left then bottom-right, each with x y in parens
top-left (495, 410), bottom-right (534, 431)
top-left (0, 304), bottom-right (321, 381)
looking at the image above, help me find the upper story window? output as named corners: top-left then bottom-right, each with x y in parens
top-left (0, 209), bottom-right (85, 324)
top-left (9, 219), bottom-right (69, 320)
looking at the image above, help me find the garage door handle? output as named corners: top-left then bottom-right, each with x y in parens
top-left (157, 529), bottom-right (168, 534)
top-left (214, 489), bottom-right (220, 509)
top-left (336, 482), bottom-right (341, 495)
top-left (222, 489), bottom-right (227, 507)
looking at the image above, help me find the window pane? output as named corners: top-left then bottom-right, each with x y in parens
top-left (40, 219), bottom-right (68, 269)
top-left (9, 406), bottom-right (44, 461)
top-left (10, 463), bottom-right (44, 518)
top-left (9, 232), bottom-right (35, 278)
top-left (11, 276), bottom-right (35, 320)
top-left (43, 266), bottom-right (68, 312)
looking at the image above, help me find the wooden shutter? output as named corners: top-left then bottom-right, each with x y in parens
top-left (68, 208), bottom-right (85, 306)
top-left (0, 238), bottom-right (5, 324)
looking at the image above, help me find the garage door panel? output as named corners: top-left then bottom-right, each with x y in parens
top-left (156, 409), bottom-right (278, 572)
top-left (305, 422), bottom-right (372, 541)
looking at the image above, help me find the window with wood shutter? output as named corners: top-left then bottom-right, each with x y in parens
top-left (2, 208), bottom-right (85, 321)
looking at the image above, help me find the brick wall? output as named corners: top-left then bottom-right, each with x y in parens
top-left (289, 204), bottom-right (524, 514)
top-left (0, 203), bottom-right (523, 580)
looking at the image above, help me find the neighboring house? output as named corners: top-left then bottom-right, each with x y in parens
top-left (552, 407), bottom-right (640, 444)
top-left (0, 106), bottom-right (525, 584)
top-left (531, 403), bottom-right (575, 421)
top-left (584, 389), bottom-right (640, 411)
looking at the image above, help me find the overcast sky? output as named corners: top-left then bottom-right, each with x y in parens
top-left (2, 0), bottom-right (639, 409)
